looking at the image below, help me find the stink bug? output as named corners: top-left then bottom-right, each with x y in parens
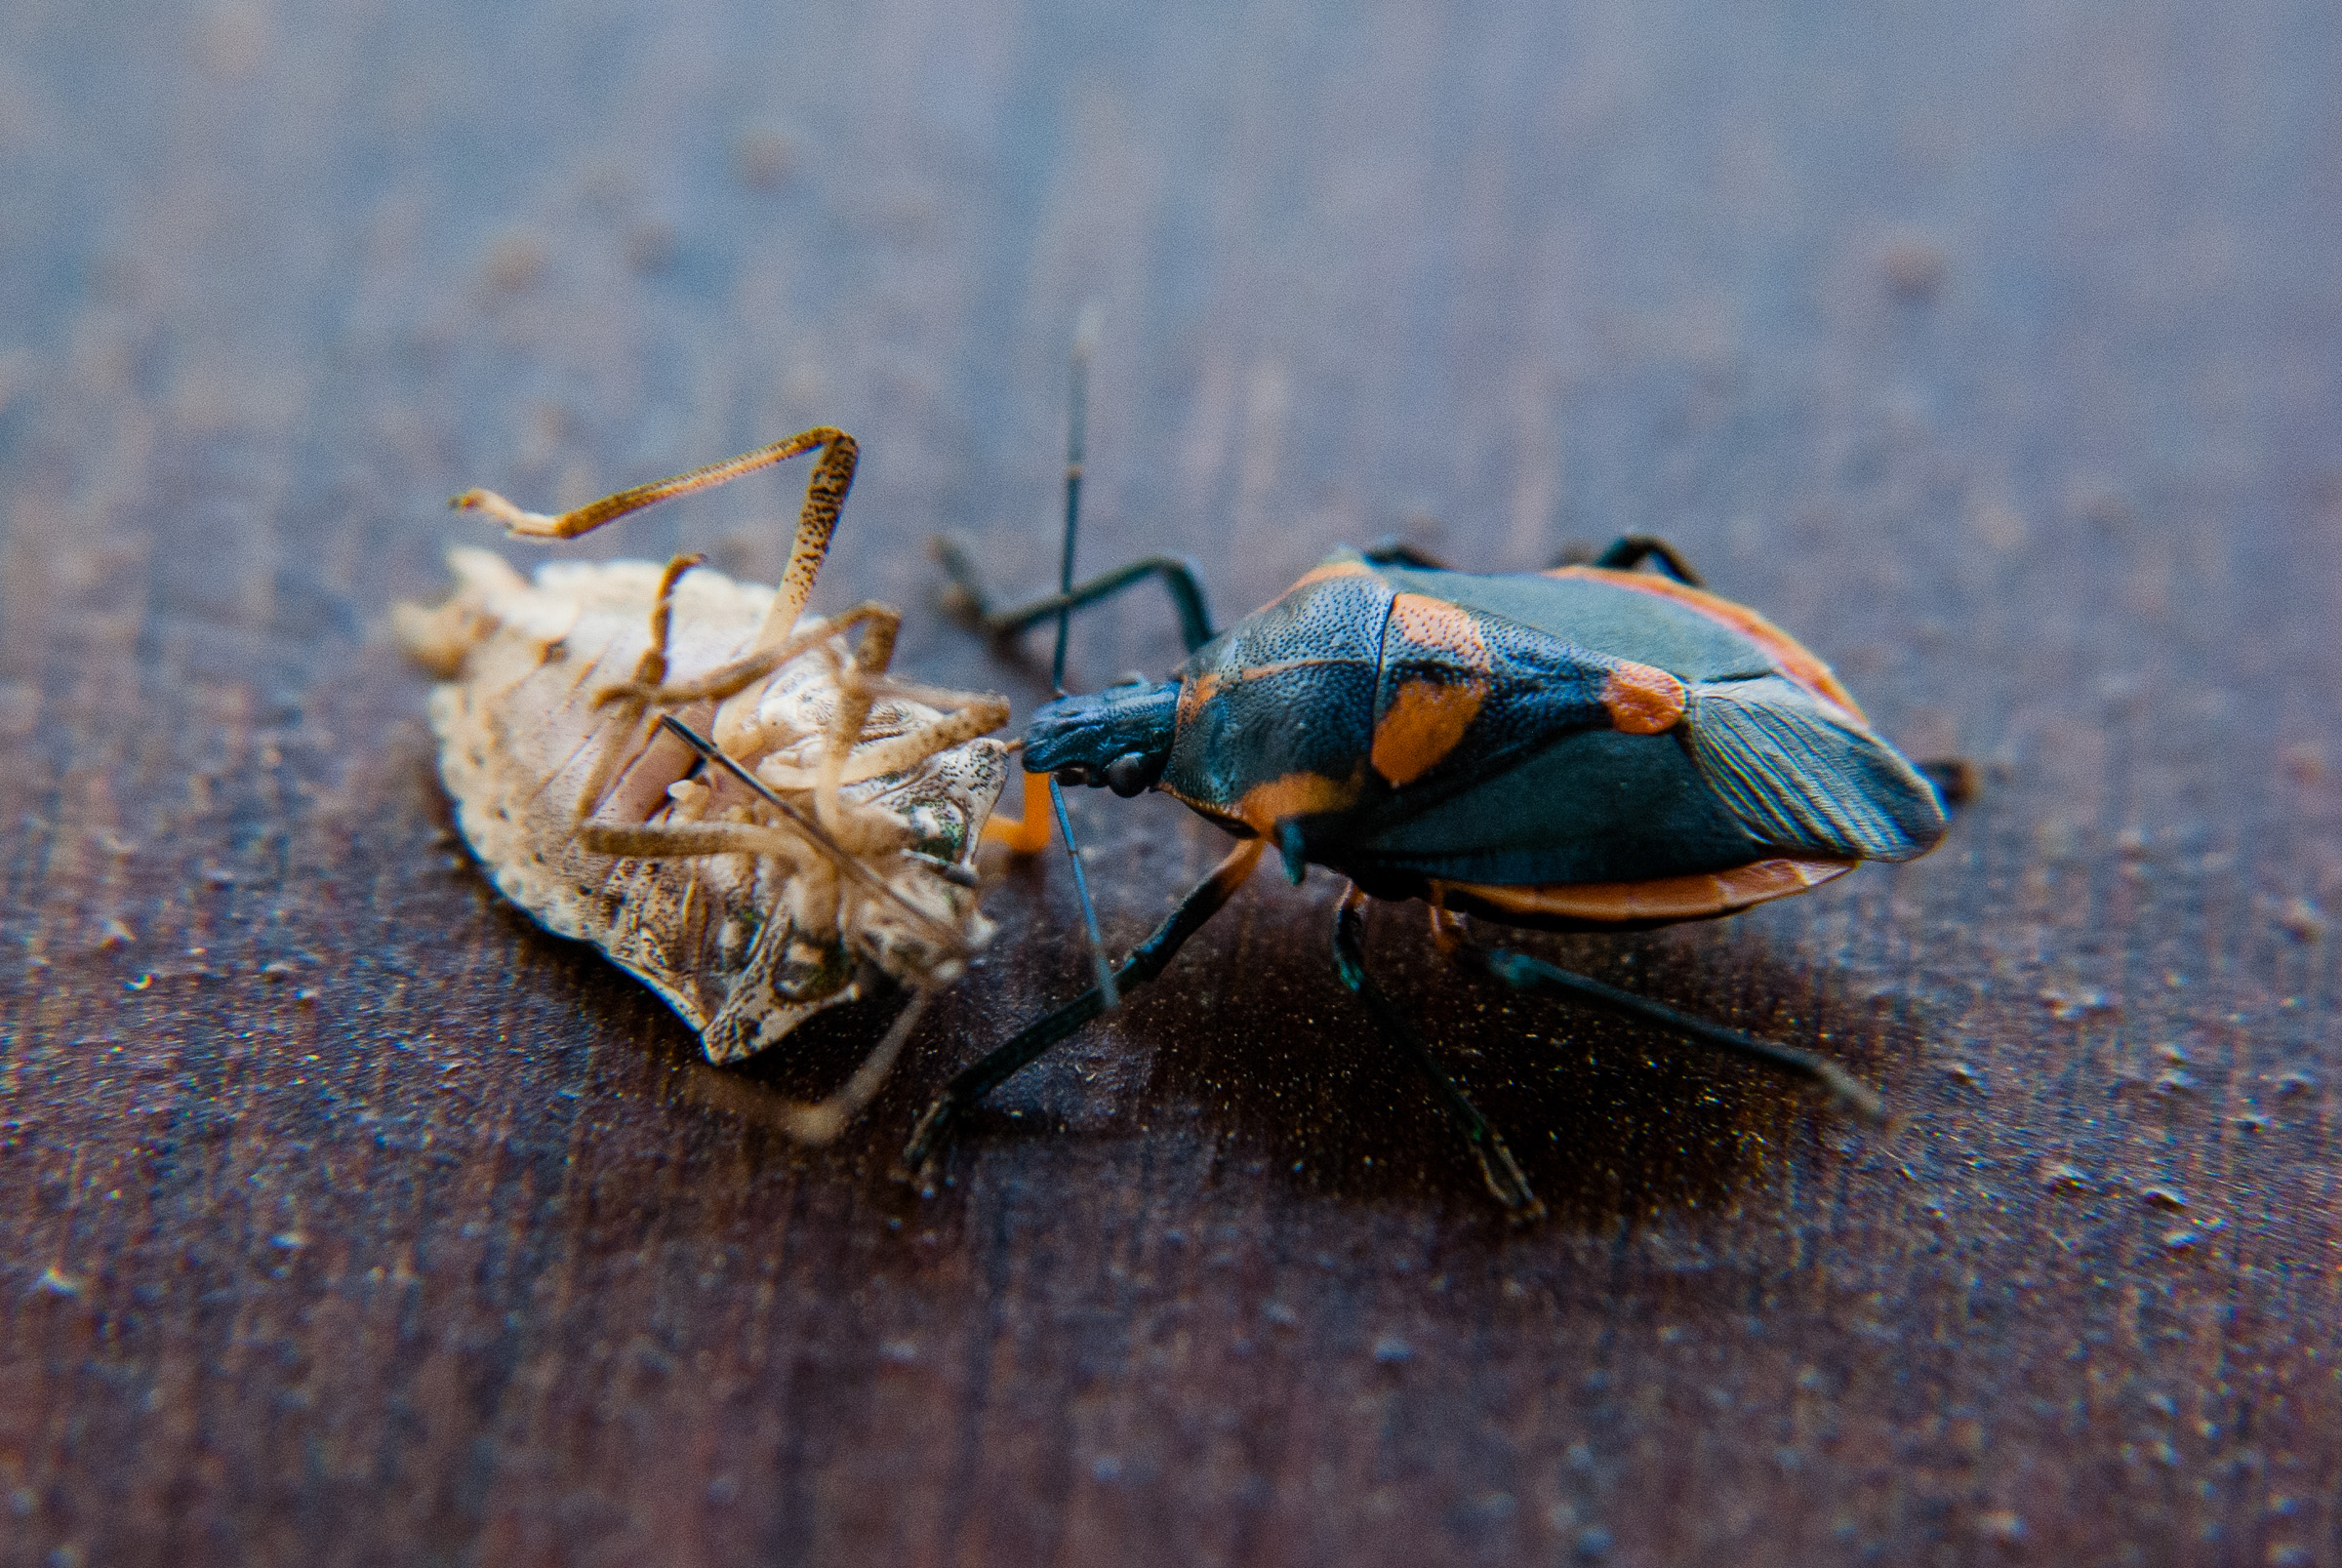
top-left (909, 411), bottom-right (1951, 1215)
top-left (396, 428), bottom-right (1014, 1141)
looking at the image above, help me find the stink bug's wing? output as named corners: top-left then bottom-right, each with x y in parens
top-left (1679, 675), bottom-right (1946, 863)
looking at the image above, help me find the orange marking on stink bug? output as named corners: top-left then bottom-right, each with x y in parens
top-left (1371, 676), bottom-right (1484, 785)
top-left (1436, 857), bottom-right (1852, 925)
top-left (1176, 667), bottom-right (1223, 731)
top-left (1287, 556), bottom-right (1376, 591)
top-left (982, 769), bottom-right (1055, 854)
top-left (1230, 769), bottom-right (1362, 836)
top-left (1544, 566), bottom-right (1864, 719)
top-left (1249, 555), bottom-right (1378, 616)
top-left (1599, 661), bottom-right (1686, 735)
top-left (1387, 592), bottom-right (1491, 666)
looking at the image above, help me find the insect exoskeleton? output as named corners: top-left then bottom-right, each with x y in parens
top-left (394, 428), bottom-right (1016, 1142)
top-left (913, 480), bottom-right (1962, 1215)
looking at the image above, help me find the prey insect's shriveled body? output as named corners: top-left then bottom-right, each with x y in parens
top-left (397, 428), bottom-right (1016, 1140)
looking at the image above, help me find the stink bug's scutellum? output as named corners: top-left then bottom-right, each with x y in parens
top-left (910, 355), bottom-right (1956, 1217)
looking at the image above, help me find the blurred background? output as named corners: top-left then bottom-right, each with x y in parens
top-left (1, 2), bottom-right (2337, 1564)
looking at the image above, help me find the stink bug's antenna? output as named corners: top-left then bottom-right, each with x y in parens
top-left (1052, 308), bottom-right (1095, 691)
top-left (1050, 307), bottom-right (1119, 1009)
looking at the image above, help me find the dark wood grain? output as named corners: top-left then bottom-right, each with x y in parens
top-left (3, 2), bottom-right (2338, 1564)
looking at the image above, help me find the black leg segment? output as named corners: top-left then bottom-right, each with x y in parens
top-left (1331, 887), bottom-right (1545, 1218)
top-left (897, 838), bottom-right (1266, 1186)
top-left (1460, 945), bottom-right (1885, 1121)
top-left (1590, 535), bottom-right (1706, 586)
top-left (931, 537), bottom-right (1218, 656)
top-left (1361, 537), bottom-right (1454, 571)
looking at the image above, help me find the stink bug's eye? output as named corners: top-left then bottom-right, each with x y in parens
top-left (1105, 752), bottom-right (1156, 796)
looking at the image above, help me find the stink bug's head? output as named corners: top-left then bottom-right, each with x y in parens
top-left (1025, 678), bottom-right (1178, 796)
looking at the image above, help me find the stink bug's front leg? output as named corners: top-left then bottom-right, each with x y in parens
top-left (898, 836), bottom-right (1266, 1188)
top-left (1330, 886), bottom-right (1545, 1219)
top-left (931, 537), bottom-right (1219, 657)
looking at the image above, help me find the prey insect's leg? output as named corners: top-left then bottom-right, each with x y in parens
top-left (574, 552), bottom-right (706, 821)
top-left (455, 426), bottom-right (858, 644)
top-left (1585, 536), bottom-right (1705, 586)
top-left (932, 540), bottom-right (1218, 656)
top-left (592, 602), bottom-right (899, 715)
top-left (897, 837), bottom-right (1266, 1186)
top-left (1457, 945), bottom-right (1886, 1122)
top-left (1331, 886), bottom-right (1544, 1218)
top-left (726, 986), bottom-right (937, 1145)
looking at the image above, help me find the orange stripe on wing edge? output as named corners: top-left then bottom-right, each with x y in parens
top-left (1544, 565), bottom-right (1864, 720)
top-left (1434, 857), bottom-right (1853, 925)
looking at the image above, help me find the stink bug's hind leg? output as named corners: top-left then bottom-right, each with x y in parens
top-left (1915, 756), bottom-right (1981, 809)
top-left (932, 539), bottom-right (1219, 657)
top-left (1331, 886), bottom-right (1545, 1219)
top-left (1454, 943), bottom-right (1887, 1122)
top-left (1555, 535), bottom-right (1706, 586)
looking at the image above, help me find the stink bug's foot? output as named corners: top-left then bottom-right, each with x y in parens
top-left (1472, 946), bottom-right (1889, 1126)
top-left (895, 1094), bottom-right (960, 1194)
top-left (1473, 1132), bottom-right (1547, 1221)
top-left (1916, 755), bottom-right (1981, 808)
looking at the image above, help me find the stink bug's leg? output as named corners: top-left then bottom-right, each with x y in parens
top-left (1425, 888), bottom-right (1464, 953)
top-left (897, 836), bottom-right (1266, 1188)
top-left (1588, 535), bottom-right (1705, 586)
top-left (1361, 538), bottom-right (1454, 571)
top-left (1330, 886), bottom-right (1545, 1219)
top-left (1050, 775), bottom-right (1118, 1007)
top-left (1460, 945), bottom-right (1887, 1123)
top-left (1915, 756), bottom-right (1980, 808)
top-left (932, 541), bottom-right (1220, 658)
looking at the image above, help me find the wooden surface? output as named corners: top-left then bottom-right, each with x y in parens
top-left (3, 3), bottom-right (2339, 1564)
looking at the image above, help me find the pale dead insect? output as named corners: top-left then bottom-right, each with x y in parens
top-left (394, 427), bottom-right (1029, 1142)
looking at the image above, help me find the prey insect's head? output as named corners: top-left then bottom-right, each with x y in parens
top-left (1024, 678), bottom-right (1178, 796)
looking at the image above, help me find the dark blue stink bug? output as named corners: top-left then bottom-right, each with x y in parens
top-left (906, 361), bottom-right (1954, 1217)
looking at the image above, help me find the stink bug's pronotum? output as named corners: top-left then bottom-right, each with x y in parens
top-left (397, 429), bottom-right (1015, 1141)
top-left (909, 380), bottom-right (1953, 1216)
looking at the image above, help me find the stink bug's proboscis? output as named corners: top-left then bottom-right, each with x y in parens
top-left (915, 381), bottom-right (1958, 1217)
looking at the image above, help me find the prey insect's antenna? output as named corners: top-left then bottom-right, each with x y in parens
top-left (1050, 307), bottom-right (1119, 1009)
top-left (654, 714), bottom-right (967, 957)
